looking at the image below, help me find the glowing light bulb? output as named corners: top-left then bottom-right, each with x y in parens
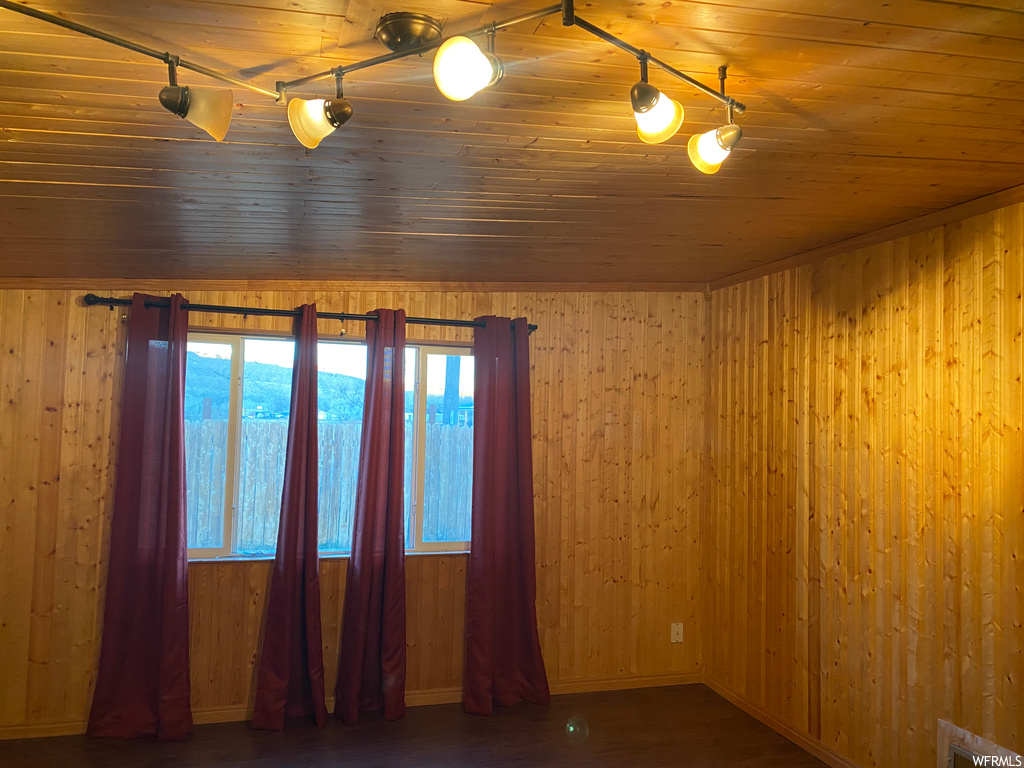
top-left (433, 36), bottom-right (498, 101)
top-left (696, 130), bottom-right (730, 164)
top-left (634, 92), bottom-right (684, 144)
top-left (687, 124), bottom-right (743, 174)
top-left (629, 81), bottom-right (684, 144)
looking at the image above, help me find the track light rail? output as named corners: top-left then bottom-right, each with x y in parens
top-left (276, 3), bottom-right (745, 113)
top-left (570, 16), bottom-right (745, 113)
top-left (277, 4), bottom-right (562, 93)
top-left (2, 0), bottom-right (744, 113)
top-left (0, 0), bottom-right (280, 100)
top-left (3, 0), bottom-right (747, 167)
top-left (82, 294), bottom-right (539, 334)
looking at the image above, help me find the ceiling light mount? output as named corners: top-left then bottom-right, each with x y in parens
top-left (483, 26), bottom-right (505, 89)
top-left (719, 64), bottom-right (736, 125)
top-left (687, 66), bottom-right (743, 174)
top-left (324, 71), bottom-right (354, 127)
top-left (158, 55), bottom-right (187, 117)
top-left (375, 12), bottom-right (442, 52)
top-left (630, 54), bottom-right (657, 113)
top-left (157, 84), bottom-right (190, 117)
top-left (561, 0), bottom-right (575, 26)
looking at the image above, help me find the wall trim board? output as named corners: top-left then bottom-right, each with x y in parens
top-left (404, 688), bottom-right (463, 707)
top-left (192, 704), bottom-right (253, 726)
top-left (189, 691), bottom-right (466, 726)
top-left (0, 720), bottom-right (89, 740)
top-left (707, 182), bottom-right (1024, 290)
top-left (0, 279), bottom-right (711, 293)
top-left (351, 676), bottom-right (706, 706)
top-left (0, 676), bottom-right (704, 740)
top-left (0, 692), bottom-right (462, 739)
top-left (703, 677), bottom-right (864, 768)
top-left (549, 672), bottom-right (702, 696)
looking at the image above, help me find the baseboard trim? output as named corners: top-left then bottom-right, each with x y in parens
top-left (192, 704), bottom-right (252, 725)
top-left (194, 689), bottom-right (468, 724)
top-left (550, 672), bottom-right (702, 696)
top-left (405, 688), bottom-right (463, 707)
top-left (702, 677), bottom-right (863, 768)
top-left (0, 674), bottom-right (703, 740)
top-left (0, 720), bottom-right (88, 740)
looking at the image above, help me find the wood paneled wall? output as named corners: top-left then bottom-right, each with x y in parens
top-left (705, 203), bottom-right (1024, 767)
top-left (0, 286), bottom-right (706, 737)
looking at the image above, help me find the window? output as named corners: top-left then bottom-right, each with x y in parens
top-left (408, 347), bottom-right (474, 552)
top-left (184, 333), bottom-right (472, 558)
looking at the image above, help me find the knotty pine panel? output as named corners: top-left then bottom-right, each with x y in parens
top-left (705, 202), bottom-right (1024, 767)
top-left (0, 286), bottom-right (706, 736)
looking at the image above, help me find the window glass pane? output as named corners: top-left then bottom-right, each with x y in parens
top-left (403, 347), bottom-right (417, 550)
top-left (317, 342), bottom-right (367, 553)
top-left (422, 352), bottom-right (473, 543)
top-left (184, 340), bottom-right (232, 549)
top-left (237, 338), bottom-right (294, 555)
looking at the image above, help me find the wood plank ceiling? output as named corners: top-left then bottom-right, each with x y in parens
top-left (1, 0), bottom-right (1022, 285)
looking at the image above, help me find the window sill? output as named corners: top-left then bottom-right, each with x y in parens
top-left (188, 549), bottom-right (469, 564)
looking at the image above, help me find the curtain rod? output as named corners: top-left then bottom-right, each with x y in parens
top-left (82, 293), bottom-right (538, 334)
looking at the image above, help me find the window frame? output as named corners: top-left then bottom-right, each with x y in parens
top-left (306, 334), bottom-right (374, 558)
top-left (184, 330), bottom-right (474, 560)
top-left (406, 344), bottom-right (474, 555)
top-left (184, 331), bottom-right (243, 560)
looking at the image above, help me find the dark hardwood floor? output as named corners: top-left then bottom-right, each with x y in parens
top-left (0, 685), bottom-right (827, 767)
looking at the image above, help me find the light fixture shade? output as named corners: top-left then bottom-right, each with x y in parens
top-left (288, 97), bottom-right (353, 149)
top-left (687, 124), bottom-right (743, 174)
top-left (186, 87), bottom-right (233, 141)
top-left (158, 85), bottom-right (233, 141)
top-left (433, 35), bottom-right (500, 101)
top-left (633, 91), bottom-right (684, 144)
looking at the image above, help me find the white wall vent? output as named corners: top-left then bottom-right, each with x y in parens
top-left (949, 743), bottom-right (980, 768)
top-left (938, 720), bottom-right (1021, 768)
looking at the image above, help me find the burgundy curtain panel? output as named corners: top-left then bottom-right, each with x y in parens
top-left (88, 293), bottom-right (192, 739)
top-left (252, 304), bottom-right (329, 730)
top-left (335, 308), bottom-right (407, 723)
top-left (463, 316), bottom-right (550, 715)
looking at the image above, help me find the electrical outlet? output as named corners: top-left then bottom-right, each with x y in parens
top-left (670, 622), bottom-right (684, 644)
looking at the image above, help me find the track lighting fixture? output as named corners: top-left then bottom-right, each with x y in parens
top-left (158, 58), bottom-right (233, 142)
top-left (688, 123), bottom-right (743, 175)
top-left (433, 32), bottom-right (504, 102)
top-left (686, 68), bottom-right (743, 173)
top-left (629, 58), bottom-right (683, 145)
top-left (3, 0), bottom-right (750, 167)
top-left (287, 74), bottom-right (353, 149)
